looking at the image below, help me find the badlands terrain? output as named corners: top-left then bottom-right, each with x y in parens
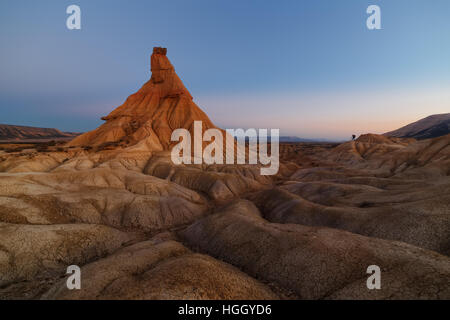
top-left (0, 48), bottom-right (449, 300)
top-left (0, 124), bottom-right (80, 143)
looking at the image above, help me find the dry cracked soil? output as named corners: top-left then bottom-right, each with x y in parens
top-left (0, 47), bottom-right (449, 300)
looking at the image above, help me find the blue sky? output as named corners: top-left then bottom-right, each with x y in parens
top-left (0, 0), bottom-right (449, 139)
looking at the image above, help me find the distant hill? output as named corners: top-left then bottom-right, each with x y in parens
top-left (0, 124), bottom-right (80, 142)
top-left (384, 113), bottom-right (450, 140)
top-left (279, 136), bottom-right (343, 143)
top-left (279, 136), bottom-right (318, 143)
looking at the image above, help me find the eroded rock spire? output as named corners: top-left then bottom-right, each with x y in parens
top-left (67, 47), bottom-right (215, 150)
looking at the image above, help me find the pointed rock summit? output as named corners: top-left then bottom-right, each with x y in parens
top-left (68, 47), bottom-right (217, 151)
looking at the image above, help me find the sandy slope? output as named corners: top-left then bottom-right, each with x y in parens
top-left (384, 113), bottom-right (450, 140)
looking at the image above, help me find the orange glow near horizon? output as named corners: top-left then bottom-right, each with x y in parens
top-left (197, 86), bottom-right (450, 140)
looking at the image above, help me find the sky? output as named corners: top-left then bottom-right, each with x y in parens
top-left (0, 0), bottom-right (449, 140)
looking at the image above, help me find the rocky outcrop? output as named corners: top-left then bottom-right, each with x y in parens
top-left (67, 47), bottom-right (218, 151)
top-left (0, 47), bottom-right (449, 300)
top-left (385, 113), bottom-right (450, 140)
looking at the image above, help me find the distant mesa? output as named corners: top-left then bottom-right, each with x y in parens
top-left (68, 47), bottom-right (217, 151)
top-left (384, 113), bottom-right (450, 140)
top-left (279, 136), bottom-right (342, 143)
top-left (0, 124), bottom-right (80, 142)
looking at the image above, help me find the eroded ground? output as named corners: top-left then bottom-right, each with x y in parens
top-left (0, 134), bottom-right (449, 299)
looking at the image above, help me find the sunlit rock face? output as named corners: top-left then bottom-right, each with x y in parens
top-left (0, 48), bottom-right (449, 300)
top-left (67, 47), bottom-right (217, 151)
